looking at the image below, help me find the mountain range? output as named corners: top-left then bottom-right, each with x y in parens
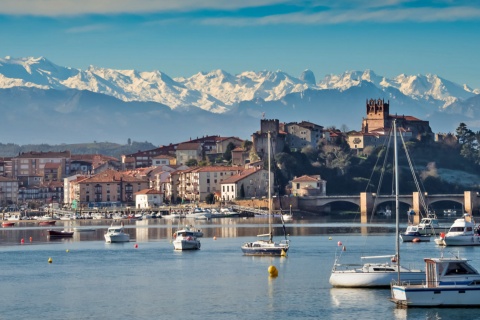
top-left (1, 56), bottom-right (479, 145)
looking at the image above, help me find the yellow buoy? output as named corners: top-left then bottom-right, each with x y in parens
top-left (328, 237), bottom-right (332, 240)
top-left (48, 257), bottom-right (52, 263)
top-left (66, 249), bottom-right (69, 253)
top-left (268, 265), bottom-right (278, 277)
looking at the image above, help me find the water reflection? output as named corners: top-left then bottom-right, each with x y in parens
top-left (0, 216), bottom-right (413, 245)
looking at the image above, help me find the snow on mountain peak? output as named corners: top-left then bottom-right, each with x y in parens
top-left (0, 56), bottom-right (477, 113)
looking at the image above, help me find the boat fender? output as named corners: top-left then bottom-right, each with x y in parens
top-left (187, 236), bottom-right (192, 241)
top-left (440, 232), bottom-right (445, 239)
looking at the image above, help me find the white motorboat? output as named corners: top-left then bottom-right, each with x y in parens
top-left (7, 214), bottom-right (21, 221)
top-left (442, 214), bottom-right (480, 246)
top-left (104, 224), bottom-right (130, 243)
top-left (185, 208), bottom-right (212, 219)
top-left (400, 225), bottom-right (431, 242)
top-left (416, 214), bottom-right (449, 235)
top-left (173, 230), bottom-right (201, 250)
top-left (178, 225), bottom-right (203, 237)
top-left (391, 256), bottom-right (480, 306)
top-left (241, 131), bottom-right (290, 257)
top-left (329, 120), bottom-right (424, 287)
top-left (60, 214), bottom-right (74, 221)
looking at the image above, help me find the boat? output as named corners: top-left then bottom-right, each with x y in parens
top-left (391, 256), bottom-right (480, 306)
top-left (2, 221), bottom-right (15, 227)
top-left (282, 205), bottom-right (293, 221)
top-left (7, 214), bottom-right (21, 221)
top-left (440, 214), bottom-right (480, 246)
top-left (329, 120), bottom-right (424, 287)
top-left (104, 223), bottom-right (130, 243)
top-left (241, 131), bottom-right (290, 256)
top-left (73, 227), bottom-right (96, 232)
top-left (179, 225), bottom-right (203, 237)
top-left (415, 213), bottom-right (449, 235)
top-left (60, 214), bottom-right (74, 221)
top-left (173, 229), bottom-right (201, 250)
top-left (39, 220), bottom-right (56, 226)
top-left (400, 225), bottom-right (431, 242)
top-left (48, 229), bottom-right (74, 238)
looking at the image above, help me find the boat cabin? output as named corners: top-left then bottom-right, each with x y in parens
top-left (425, 258), bottom-right (480, 288)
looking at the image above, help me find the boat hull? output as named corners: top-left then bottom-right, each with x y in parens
top-left (173, 239), bottom-right (201, 250)
top-left (392, 284), bottom-right (480, 306)
top-left (104, 234), bottom-right (130, 243)
top-left (329, 271), bottom-right (425, 288)
top-left (400, 234), bottom-right (431, 242)
top-left (444, 235), bottom-right (480, 246)
top-left (48, 230), bottom-right (74, 238)
top-left (39, 221), bottom-right (56, 226)
top-left (241, 241), bottom-right (289, 256)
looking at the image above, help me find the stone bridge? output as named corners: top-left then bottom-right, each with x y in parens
top-left (297, 191), bottom-right (480, 223)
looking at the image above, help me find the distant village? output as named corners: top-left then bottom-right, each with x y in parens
top-left (0, 98), bottom-right (446, 211)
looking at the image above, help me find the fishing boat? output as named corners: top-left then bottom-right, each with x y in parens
top-left (173, 229), bottom-right (201, 250)
top-left (240, 131), bottom-right (290, 256)
top-left (400, 225), bottom-right (431, 242)
top-left (104, 223), bottom-right (130, 243)
top-left (48, 230), bottom-right (74, 238)
top-left (391, 256), bottom-right (480, 306)
top-left (329, 120), bottom-right (424, 287)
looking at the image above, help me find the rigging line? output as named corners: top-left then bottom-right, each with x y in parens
top-left (398, 133), bottom-right (429, 217)
top-left (369, 129), bottom-right (394, 223)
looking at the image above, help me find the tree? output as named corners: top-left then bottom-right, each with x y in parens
top-left (242, 140), bottom-right (253, 151)
top-left (223, 142), bottom-right (236, 161)
top-left (186, 159), bottom-right (198, 166)
top-left (240, 184), bottom-right (245, 198)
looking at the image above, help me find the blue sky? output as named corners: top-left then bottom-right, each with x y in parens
top-left (1, 0), bottom-right (479, 88)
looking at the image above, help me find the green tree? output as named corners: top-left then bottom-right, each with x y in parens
top-left (186, 159), bottom-right (198, 166)
top-left (223, 142), bottom-right (236, 161)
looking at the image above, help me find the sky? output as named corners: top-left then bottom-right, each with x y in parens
top-left (1, 0), bottom-right (480, 89)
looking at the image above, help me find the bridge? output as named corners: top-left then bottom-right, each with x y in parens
top-left (297, 191), bottom-right (480, 224)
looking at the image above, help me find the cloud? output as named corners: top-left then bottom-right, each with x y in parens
top-left (0, 0), bottom-right (283, 16)
top-left (65, 24), bottom-right (110, 33)
top-left (1, 0), bottom-right (480, 26)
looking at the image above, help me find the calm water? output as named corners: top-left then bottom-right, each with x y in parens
top-left (1, 217), bottom-right (480, 320)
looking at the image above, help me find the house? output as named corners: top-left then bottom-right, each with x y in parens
top-left (152, 154), bottom-right (176, 167)
top-left (282, 121), bottom-right (324, 151)
top-left (290, 175), bottom-right (327, 197)
top-left (135, 189), bottom-right (163, 208)
top-left (231, 147), bottom-right (250, 166)
top-left (220, 168), bottom-right (270, 201)
top-left (176, 142), bottom-right (203, 165)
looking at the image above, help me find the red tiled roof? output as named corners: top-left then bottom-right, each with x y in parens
top-left (292, 175), bottom-right (321, 182)
top-left (221, 168), bottom-right (260, 184)
top-left (44, 162), bottom-right (61, 169)
top-left (78, 169), bottom-right (148, 183)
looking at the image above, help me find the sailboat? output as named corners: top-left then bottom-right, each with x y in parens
top-left (241, 131), bottom-right (290, 256)
top-left (329, 120), bottom-right (425, 287)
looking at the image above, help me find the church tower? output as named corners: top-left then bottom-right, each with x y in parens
top-left (362, 98), bottom-right (389, 133)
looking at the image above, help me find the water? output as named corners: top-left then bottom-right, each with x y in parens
top-left (1, 217), bottom-right (480, 319)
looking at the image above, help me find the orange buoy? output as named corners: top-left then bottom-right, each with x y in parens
top-left (20, 238), bottom-right (25, 244)
top-left (134, 244), bottom-right (138, 249)
top-left (440, 232), bottom-right (445, 239)
top-left (29, 236), bottom-right (33, 242)
top-left (213, 236), bottom-right (217, 240)
top-left (337, 241), bottom-right (342, 246)
top-left (412, 238), bottom-right (420, 243)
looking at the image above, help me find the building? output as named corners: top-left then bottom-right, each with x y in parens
top-left (290, 175), bottom-right (327, 197)
top-left (152, 154), bottom-right (176, 167)
top-left (0, 176), bottom-right (19, 206)
top-left (251, 119), bottom-right (286, 160)
top-left (11, 151), bottom-right (72, 187)
top-left (176, 142), bottom-right (203, 165)
top-left (220, 168), bottom-right (270, 201)
top-left (282, 121), bottom-right (324, 151)
top-left (135, 189), bottom-right (163, 208)
top-left (348, 98), bottom-right (433, 150)
top-left (73, 169), bottom-right (149, 207)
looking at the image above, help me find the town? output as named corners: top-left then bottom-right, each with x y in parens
top-left (0, 98), bottom-right (465, 217)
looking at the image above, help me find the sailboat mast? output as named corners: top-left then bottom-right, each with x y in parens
top-left (394, 120), bottom-right (401, 282)
top-left (268, 131), bottom-right (272, 242)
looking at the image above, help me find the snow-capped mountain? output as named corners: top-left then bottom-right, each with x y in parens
top-left (1, 55), bottom-right (480, 145)
top-left (2, 56), bottom-right (478, 113)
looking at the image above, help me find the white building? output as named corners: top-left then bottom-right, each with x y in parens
top-left (135, 189), bottom-right (163, 209)
top-left (220, 168), bottom-right (270, 201)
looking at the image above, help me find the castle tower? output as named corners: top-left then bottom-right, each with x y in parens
top-left (362, 98), bottom-right (389, 133)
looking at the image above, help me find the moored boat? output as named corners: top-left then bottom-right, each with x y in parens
top-left (442, 214), bottom-right (480, 246)
top-left (48, 229), bottom-right (74, 238)
top-left (39, 220), bottom-right (56, 226)
top-left (173, 230), bottom-right (201, 250)
top-left (391, 256), bottom-right (480, 307)
top-left (104, 223), bottom-right (130, 243)
top-left (2, 221), bottom-right (15, 227)
top-left (400, 225), bottom-right (431, 242)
